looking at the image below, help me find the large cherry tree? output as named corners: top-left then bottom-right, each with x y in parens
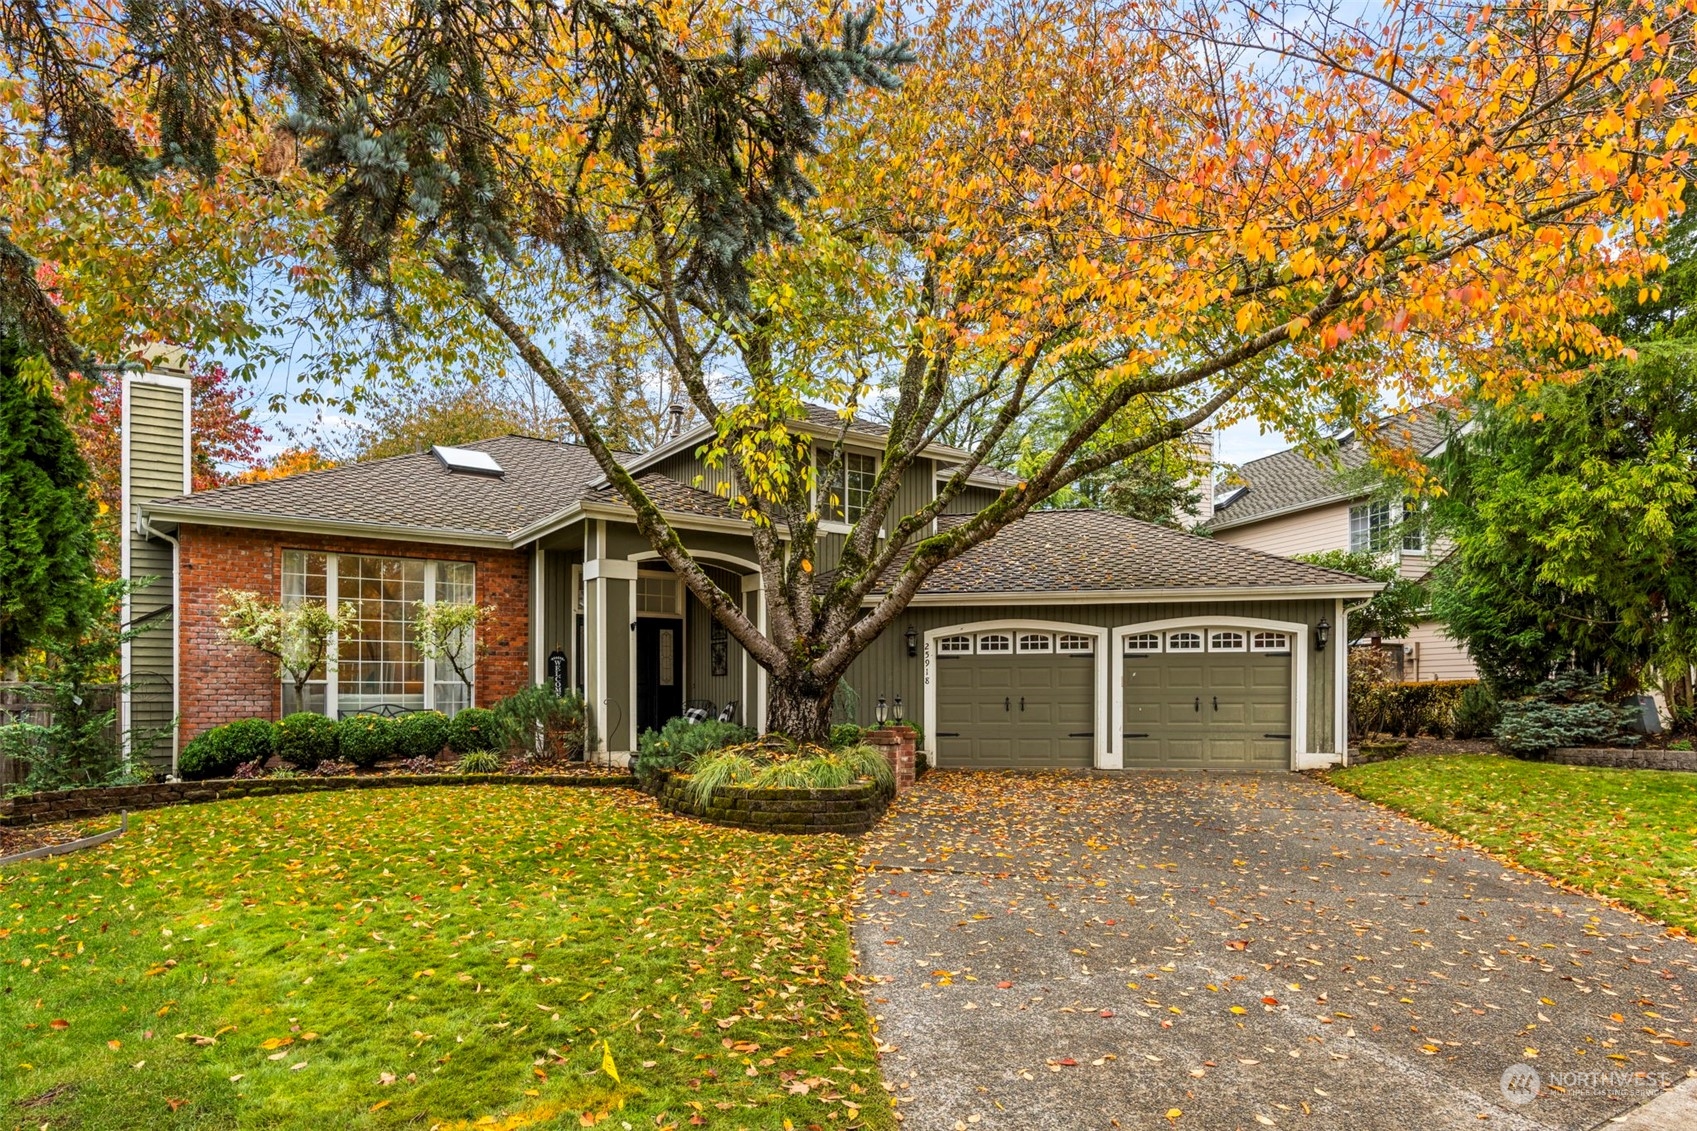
top-left (4, 0), bottom-right (1694, 738)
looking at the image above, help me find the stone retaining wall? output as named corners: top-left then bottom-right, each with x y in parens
top-left (1, 774), bottom-right (635, 828)
top-left (1536, 746), bottom-right (1697, 772)
top-left (648, 772), bottom-right (890, 835)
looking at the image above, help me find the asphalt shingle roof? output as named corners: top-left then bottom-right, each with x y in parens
top-left (145, 435), bottom-right (602, 541)
top-left (580, 474), bottom-right (741, 521)
top-left (907, 510), bottom-right (1375, 594)
top-left (1206, 404), bottom-right (1456, 532)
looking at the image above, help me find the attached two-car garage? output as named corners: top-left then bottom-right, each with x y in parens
top-left (928, 623), bottom-right (1299, 771)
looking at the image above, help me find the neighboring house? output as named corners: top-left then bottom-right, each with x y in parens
top-left (1205, 405), bottom-right (1477, 682)
top-left (120, 377), bottom-right (1377, 776)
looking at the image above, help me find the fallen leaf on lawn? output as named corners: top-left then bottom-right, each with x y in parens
top-left (370, 1100), bottom-right (391, 1113)
top-left (48, 1019), bottom-right (69, 1031)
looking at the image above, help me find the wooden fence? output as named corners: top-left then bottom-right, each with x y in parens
top-left (0, 683), bottom-right (121, 788)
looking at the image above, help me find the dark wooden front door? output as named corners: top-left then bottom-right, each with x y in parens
top-left (635, 617), bottom-right (684, 736)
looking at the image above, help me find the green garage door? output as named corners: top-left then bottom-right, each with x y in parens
top-left (934, 633), bottom-right (1095, 768)
top-left (1121, 631), bottom-right (1291, 769)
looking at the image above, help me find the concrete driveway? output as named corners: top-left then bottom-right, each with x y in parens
top-left (853, 771), bottom-right (1697, 1131)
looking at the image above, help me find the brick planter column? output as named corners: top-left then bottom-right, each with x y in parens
top-left (865, 725), bottom-right (916, 791)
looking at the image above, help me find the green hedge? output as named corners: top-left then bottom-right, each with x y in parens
top-left (275, 712), bottom-right (337, 769)
top-left (1357, 679), bottom-right (1483, 738)
top-left (180, 719), bottom-right (276, 780)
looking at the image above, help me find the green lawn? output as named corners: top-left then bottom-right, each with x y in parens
top-left (1329, 754), bottom-right (1697, 935)
top-left (1, 785), bottom-right (890, 1129)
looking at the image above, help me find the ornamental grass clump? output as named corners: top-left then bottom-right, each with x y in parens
top-left (683, 738), bottom-right (892, 806)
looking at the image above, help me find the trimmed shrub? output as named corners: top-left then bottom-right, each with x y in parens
top-left (275, 712), bottom-right (337, 769)
top-left (634, 717), bottom-right (756, 780)
top-left (447, 707), bottom-right (501, 754)
top-left (1451, 684), bottom-right (1503, 739)
top-left (179, 718), bottom-right (276, 780)
top-left (336, 714), bottom-right (395, 768)
top-left (1495, 673), bottom-right (1642, 755)
top-left (491, 686), bottom-right (586, 764)
top-left (456, 750), bottom-right (502, 773)
top-left (394, 710), bottom-right (449, 761)
top-left (829, 723), bottom-right (865, 749)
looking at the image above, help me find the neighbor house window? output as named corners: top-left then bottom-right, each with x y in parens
top-left (819, 450), bottom-right (877, 524)
top-left (1401, 497), bottom-right (1425, 554)
top-left (281, 549), bottom-right (477, 719)
top-left (1348, 500), bottom-right (1395, 553)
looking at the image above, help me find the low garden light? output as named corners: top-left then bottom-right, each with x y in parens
top-left (1315, 617), bottom-right (1330, 652)
top-left (875, 695), bottom-right (888, 725)
top-left (892, 695), bottom-right (904, 723)
top-left (905, 625), bottom-right (918, 657)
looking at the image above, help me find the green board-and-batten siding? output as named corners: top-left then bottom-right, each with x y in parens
top-left (123, 375), bottom-right (190, 771)
top-left (840, 597), bottom-right (1338, 761)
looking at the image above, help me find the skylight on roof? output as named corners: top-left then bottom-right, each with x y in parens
top-left (432, 445), bottom-right (504, 477)
top-left (1215, 485), bottom-right (1246, 508)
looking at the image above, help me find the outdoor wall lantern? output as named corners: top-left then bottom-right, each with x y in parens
top-left (875, 696), bottom-right (888, 725)
top-left (905, 625), bottom-right (919, 657)
top-left (892, 695), bottom-right (904, 724)
top-left (1315, 617), bottom-right (1331, 652)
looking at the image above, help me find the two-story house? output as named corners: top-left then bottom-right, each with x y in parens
top-left (118, 374), bottom-right (1376, 777)
top-left (1206, 404), bottom-right (1476, 682)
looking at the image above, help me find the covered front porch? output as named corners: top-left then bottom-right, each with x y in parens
top-left (528, 517), bottom-right (767, 757)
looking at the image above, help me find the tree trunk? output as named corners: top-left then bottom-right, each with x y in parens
top-left (765, 676), bottom-right (838, 744)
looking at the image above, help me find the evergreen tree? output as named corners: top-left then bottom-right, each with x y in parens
top-left (1430, 209), bottom-right (1697, 696)
top-left (0, 334), bottom-right (99, 665)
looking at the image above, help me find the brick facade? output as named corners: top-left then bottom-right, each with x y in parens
top-left (177, 524), bottom-right (531, 744)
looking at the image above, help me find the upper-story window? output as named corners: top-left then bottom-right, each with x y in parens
top-left (819, 450), bottom-right (877, 525)
top-left (1348, 499), bottom-right (1395, 553)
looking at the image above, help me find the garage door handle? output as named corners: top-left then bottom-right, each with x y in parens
top-left (937, 731), bottom-right (961, 737)
top-left (1212, 696), bottom-right (1218, 712)
top-left (1263, 733), bottom-right (1291, 739)
top-left (1193, 697), bottom-right (1200, 712)
top-left (1020, 697), bottom-right (1025, 712)
top-left (1123, 732), bottom-right (1150, 738)
top-left (1004, 697), bottom-right (1010, 711)
top-left (1068, 731), bottom-right (1093, 738)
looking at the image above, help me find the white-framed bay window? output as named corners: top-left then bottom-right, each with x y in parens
top-left (281, 549), bottom-right (478, 718)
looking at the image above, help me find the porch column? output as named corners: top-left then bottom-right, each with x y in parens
top-left (584, 557), bottom-right (638, 755)
top-left (741, 573), bottom-right (766, 732)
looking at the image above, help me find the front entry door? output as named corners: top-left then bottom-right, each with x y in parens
top-left (635, 617), bottom-right (683, 736)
